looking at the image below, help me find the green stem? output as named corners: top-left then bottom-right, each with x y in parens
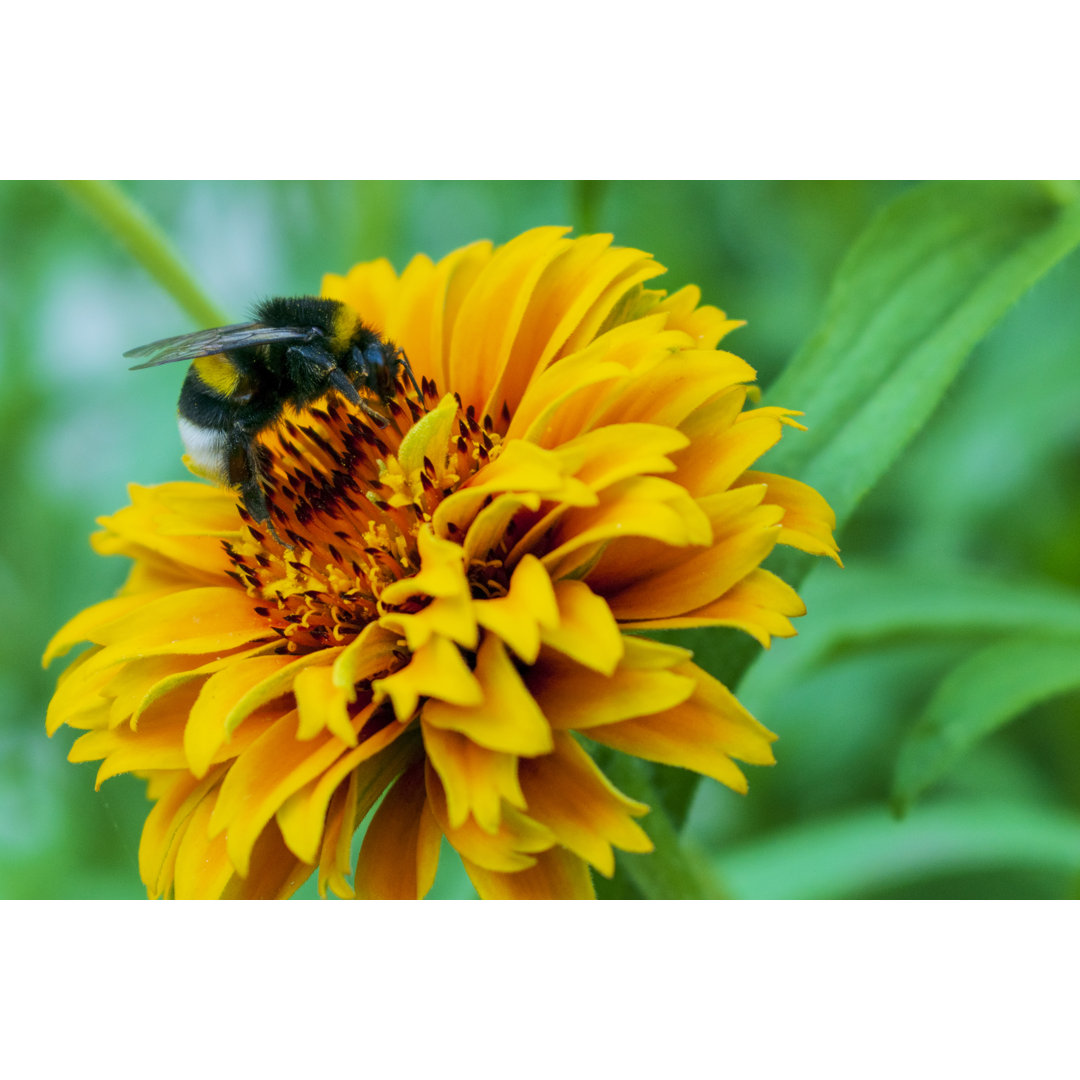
top-left (56, 181), bottom-right (229, 327)
top-left (573, 180), bottom-right (606, 235)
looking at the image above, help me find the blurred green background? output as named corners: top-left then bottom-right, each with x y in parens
top-left (3, 180), bottom-right (1078, 899)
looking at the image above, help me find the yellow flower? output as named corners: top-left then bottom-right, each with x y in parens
top-left (44, 227), bottom-right (839, 899)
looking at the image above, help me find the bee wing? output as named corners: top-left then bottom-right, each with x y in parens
top-left (125, 323), bottom-right (319, 369)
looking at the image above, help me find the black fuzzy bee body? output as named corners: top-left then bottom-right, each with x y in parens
top-left (126, 296), bottom-right (420, 529)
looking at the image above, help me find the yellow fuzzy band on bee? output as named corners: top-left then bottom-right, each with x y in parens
top-left (329, 304), bottom-right (360, 351)
top-left (193, 354), bottom-right (241, 397)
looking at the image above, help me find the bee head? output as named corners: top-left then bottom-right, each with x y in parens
top-left (348, 339), bottom-right (403, 402)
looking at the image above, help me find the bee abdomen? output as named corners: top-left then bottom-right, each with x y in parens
top-left (178, 416), bottom-right (230, 483)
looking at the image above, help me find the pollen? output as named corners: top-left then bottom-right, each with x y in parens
top-left (221, 374), bottom-right (512, 657)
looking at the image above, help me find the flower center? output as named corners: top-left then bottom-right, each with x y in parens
top-left (220, 376), bottom-right (507, 655)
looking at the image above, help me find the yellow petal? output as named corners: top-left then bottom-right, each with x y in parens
top-left (354, 759), bottom-right (442, 900)
top-left (380, 590), bottom-right (478, 654)
top-left (208, 709), bottom-right (357, 878)
top-left (433, 439), bottom-right (593, 538)
top-left (519, 732), bottom-right (652, 877)
top-left (183, 652), bottom-right (337, 777)
top-left (332, 621), bottom-right (406, 695)
top-left (473, 554), bottom-right (559, 664)
top-left (321, 256), bottom-right (399, 333)
top-left (531, 636), bottom-right (695, 732)
top-left (596, 490), bottom-right (784, 622)
top-left (373, 634), bottom-right (483, 721)
top-left (139, 766), bottom-right (226, 899)
top-left (671, 405), bottom-right (791, 498)
top-left (422, 722), bottom-right (526, 833)
top-left (485, 235), bottom-right (660, 421)
top-left (447, 226), bottom-right (573, 415)
top-left (45, 647), bottom-right (112, 736)
top-left (92, 483), bottom-right (241, 580)
top-left (619, 568), bottom-right (806, 647)
top-left (737, 471), bottom-right (842, 565)
top-left (556, 422), bottom-right (688, 492)
top-left (396, 392), bottom-right (459, 483)
top-left (379, 524), bottom-right (469, 605)
top-left (541, 476), bottom-right (712, 580)
top-left (655, 285), bottom-right (745, 349)
top-left (422, 633), bottom-right (553, 755)
top-left (426, 763), bottom-right (554, 873)
top-left (584, 662), bottom-right (777, 793)
top-left (173, 789), bottom-right (235, 899)
top-left (590, 349), bottom-right (756, 432)
top-left (65, 587), bottom-right (274, 688)
top-left (43, 590), bottom-right (177, 667)
top-left (293, 664), bottom-right (356, 744)
top-left (462, 845), bottom-right (595, 899)
top-left (461, 491), bottom-right (542, 564)
top-left (276, 716), bottom-right (414, 865)
top-left (538, 579), bottom-right (624, 674)
top-left (509, 316), bottom-right (669, 446)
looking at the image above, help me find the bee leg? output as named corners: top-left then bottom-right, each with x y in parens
top-left (396, 348), bottom-right (423, 402)
top-left (348, 346), bottom-right (390, 426)
top-left (228, 437), bottom-right (286, 546)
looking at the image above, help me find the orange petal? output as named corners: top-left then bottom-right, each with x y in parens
top-left (275, 717), bottom-right (415, 866)
top-left (447, 226), bottom-right (573, 415)
top-left (530, 635), bottom-right (695, 732)
top-left (584, 662), bottom-right (777, 793)
top-left (518, 732), bottom-right (652, 877)
top-left (737, 471), bottom-right (842, 565)
top-left (425, 763), bottom-right (554, 873)
top-left (486, 235), bottom-right (660, 420)
top-left (354, 759), bottom-right (442, 900)
top-left (317, 772), bottom-right (360, 899)
top-left (221, 818), bottom-right (313, 900)
top-left (172, 788), bottom-right (235, 899)
top-left (462, 845), bottom-right (595, 899)
top-left (619, 568), bottom-right (806, 647)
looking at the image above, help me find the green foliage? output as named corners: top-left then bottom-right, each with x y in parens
top-left (716, 800), bottom-right (1080, 900)
top-left (6, 180), bottom-right (1080, 899)
top-left (765, 181), bottom-right (1080, 523)
top-left (892, 636), bottom-right (1080, 816)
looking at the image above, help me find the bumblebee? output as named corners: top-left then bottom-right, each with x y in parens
top-left (126, 296), bottom-right (421, 529)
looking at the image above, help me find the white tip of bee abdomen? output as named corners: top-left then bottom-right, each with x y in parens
top-left (178, 417), bottom-right (230, 484)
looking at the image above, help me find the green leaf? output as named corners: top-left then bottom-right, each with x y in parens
top-left (716, 799), bottom-right (1080, 899)
top-left (662, 182), bottom-right (1080, 837)
top-left (738, 563), bottom-right (1080, 706)
top-left (763, 181), bottom-right (1080, 527)
top-left (892, 635), bottom-right (1080, 815)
